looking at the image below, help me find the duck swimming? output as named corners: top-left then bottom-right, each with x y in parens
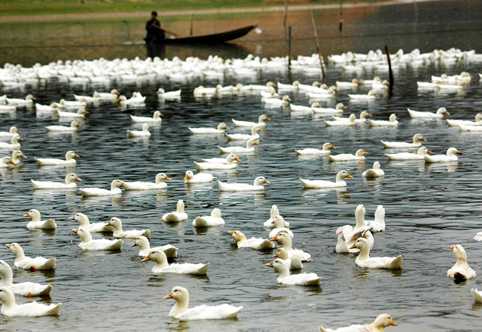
top-left (35, 150), bottom-right (79, 166)
top-left (0, 287), bottom-right (61, 317)
top-left (350, 238), bottom-right (402, 270)
top-left (447, 244), bottom-right (476, 282)
top-left (229, 230), bottom-right (274, 250)
top-left (73, 228), bottom-right (123, 251)
top-left (164, 286), bottom-right (242, 321)
top-left (24, 209), bottom-right (57, 230)
top-left (120, 173), bottom-right (170, 190)
top-left (296, 142), bottom-right (335, 156)
top-left (300, 170), bottom-right (352, 189)
top-left (329, 149), bottom-right (368, 162)
top-left (130, 111), bottom-right (162, 124)
top-left (368, 114), bottom-right (398, 127)
top-left (425, 147), bottom-right (462, 163)
top-left (189, 122), bottom-right (227, 134)
top-left (132, 236), bottom-right (177, 258)
top-left (385, 146), bottom-right (432, 160)
top-left (6, 243), bottom-right (56, 271)
top-left (381, 133), bottom-right (426, 149)
top-left (271, 230), bottom-right (311, 262)
top-left (0, 135), bottom-right (21, 150)
top-left (79, 179), bottom-right (123, 197)
top-left (194, 153), bottom-right (240, 170)
top-left (265, 258), bottom-right (320, 286)
top-left (192, 208), bottom-right (225, 227)
top-left (161, 200), bottom-right (188, 223)
top-left (264, 205), bottom-right (289, 228)
top-left (362, 161), bottom-right (385, 179)
top-left (408, 107), bottom-right (450, 119)
top-left (218, 176), bottom-right (270, 192)
top-left (183, 170), bottom-right (214, 184)
top-left (72, 212), bottom-right (112, 233)
top-left (46, 119), bottom-right (81, 133)
top-left (232, 114), bottom-right (270, 128)
top-left (218, 137), bottom-right (258, 154)
top-left (0, 260), bottom-right (51, 297)
top-left (127, 123), bottom-right (151, 138)
top-left (142, 250), bottom-right (208, 275)
top-left (31, 173), bottom-right (81, 190)
top-left (320, 313), bottom-right (397, 332)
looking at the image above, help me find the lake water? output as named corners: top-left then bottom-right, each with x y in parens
top-left (1, 1), bottom-right (482, 331)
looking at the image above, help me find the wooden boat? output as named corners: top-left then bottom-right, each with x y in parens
top-left (164, 25), bottom-right (256, 45)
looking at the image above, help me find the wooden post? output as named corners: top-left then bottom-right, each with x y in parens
top-left (384, 45), bottom-right (394, 98)
top-left (288, 26), bottom-right (292, 82)
top-left (190, 14), bottom-right (194, 36)
top-left (339, 0), bottom-right (344, 32)
top-left (310, 11), bottom-right (326, 82)
top-left (283, 0), bottom-right (288, 38)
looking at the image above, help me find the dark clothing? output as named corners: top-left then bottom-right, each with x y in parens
top-left (145, 18), bottom-right (165, 43)
top-left (145, 17), bottom-right (166, 59)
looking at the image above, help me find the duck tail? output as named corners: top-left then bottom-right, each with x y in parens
top-left (390, 255), bottom-right (403, 270)
top-left (319, 325), bottom-right (328, 332)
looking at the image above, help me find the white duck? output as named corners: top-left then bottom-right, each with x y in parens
top-left (218, 137), bottom-right (257, 154)
top-left (348, 90), bottom-right (376, 102)
top-left (320, 313), bottom-right (397, 332)
top-left (189, 122), bottom-right (227, 134)
top-left (0, 127), bottom-right (19, 140)
top-left (158, 88), bottom-right (181, 101)
top-left (164, 286), bottom-right (242, 320)
top-left (471, 289), bottom-right (482, 304)
top-left (93, 89), bottom-right (120, 103)
top-left (184, 170), bottom-right (214, 184)
top-left (312, 103), bottom-right (345, 116)
top-left (365, 205), bottom-right (386, 232)
top-left (0, 261), bottom-right (51, 297)
top-left (296, 143), bottom-right (335, 156)
top-left (130, 111), bottom-right (162, 124)
top-left (73, 228), bottom-right (123, 251)
top-left (447, 113), bottom-right (482, 128)
top-left (142, 250), bottom-right (208, 275)
top-left (232, 114), bottom-right (270, 128)
top-left (194, 153), bottom-right (240, 170)
top-left (329, 149), bottom-right (368, 162)
top-left (6, 243), bottom-right (56, 271)
top-left (72, 212), bottom-right (111, 233)
top-left (268, 215), bottom-right (294, 239)
top-left (325, 114), bottom-right (356, 127)
top-left (333, 111), bottom-right (371, 125)
top-left (0, 288), bottom-right (61, 317)
top-left (46, 119), bottom-right (81, 133)
top-left (385, 146), bottom-right (432, 161)
top-left (350, 238), bottom-right (403, 270)
top-left (79, 179), bottom-right (123, 197)
top-left (107, 217), bottom-right (151, 239)
top-left (161, 200), bottom-right (188, 223)
top-left (362, 161), bottom-right (385, 179)
top-left (225, 126), bottom-right (261, 141)
top-left (229, 230), bottom-right (274, 250)
top-left (24, 209), bottom-right (57, 231)
top-left (274, 247), bottom-right (302, 270)
top-left (127, 123), bottom-right (151, 138)
top-left (381, 133), bottom-right (426, 149)
top-left (132, 236), bottom-right (177, 258)
top-left (425, 147), bottom-right (462, 164)
top-left (368, 114), bottom-right (398, 127)
top-left (35, 150), bottom-right (79, 166)
top-left (266, 258), bottom-right (320, 286)
top-left (264, 205), bottom-right (289, 228)
top-left (271, 230), bottom-right (311, 262)
top-left (337, 205), bottom-right (375, 254)
top-left (120, 173), bottom-right (170, 190)
top-left (408, 107), bottom-right (450, 119)
top-left (192, 208), bottom-right (225, 227)
top-left (300, 170), bottom-right (352, 189)
top-left (447, 244), bottom-right (476, 282)
top-left (31, 173), bottom-right (81, 190)
top-left (218, 176), bottom-right (270, 192)
top-left (0, 135), bottom-right (21, 150)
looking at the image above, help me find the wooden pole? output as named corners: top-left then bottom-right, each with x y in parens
top-left (288, 26), bottom-right (292, 82)
top-left (384, 45), bottom-right (394, 98)
top-left (339, 0), bottom-right (344, 32)
top-left (189, 14), bottom-right (193, 36)
top-left (310, 11), bottom-right (326, 83)
top-left (283, 0), bottom-right (288, 38)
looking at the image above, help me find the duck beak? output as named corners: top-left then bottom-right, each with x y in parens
top-left (264, 261), bottom-right (273, 267)
top-left (270, 235), bottom-right (278, 241)
top-left (74, 153), bottom-right (80, 159)
top-left (264, 179), bottom-right (271, 185)
top-left (349, 243), bottom-right (357, 249)
top-left (388, 319), bottom-right (397, 326)
top-left (75, 176), bottom-right (82, 182)
top-left (141, 256), bottom-right (151, 262)
top-left (456, 150), bottom-right (463, 155)
top-left (227, 230), bottom-right (235, 235)
top-left (163, 292), bottom-right (174, 300)
top-left (427, 150), bottom-right (433, 155)
top-left (23, 212), bottom-right (30, 218)
top-left (345, 174), bottom-right (353, 180)
top-left (165, 176), bottom-right (172, 181)
top-left (71, 229), bottom-right (78, 235)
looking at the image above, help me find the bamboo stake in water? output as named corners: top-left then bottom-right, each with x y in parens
top-left (283, 0), bottom-right (288, 38)
top-left (339, 0), bottom-right (344, 32)
top-left (384, 45), bottom-right (394, 98)
top-left (310, 11), bottom-right (326, 83)
top-left (288, 26), bottom-right (292, 82)
top-left (190, 14), bottom-right (193, 36)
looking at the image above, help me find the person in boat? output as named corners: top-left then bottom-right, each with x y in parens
top-left (145, 11), bottom-right (165, 59)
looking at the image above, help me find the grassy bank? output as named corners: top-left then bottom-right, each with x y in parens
top-left (0, 0), bottom-right (384, 17)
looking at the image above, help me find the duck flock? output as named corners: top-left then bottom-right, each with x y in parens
top-left (0, 47), bottom-right (482, 331)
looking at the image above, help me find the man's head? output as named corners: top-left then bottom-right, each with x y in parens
top-left (151, 11), bottom-right (158, 18)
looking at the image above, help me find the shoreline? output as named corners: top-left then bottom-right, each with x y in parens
top-left (0, 0), bottom-right (439, 23)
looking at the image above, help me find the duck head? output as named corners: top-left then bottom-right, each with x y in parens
top-left (65, 150), bottom-right (79, 161)
top-left (65, 173), bottom-right (81, 184)
top-left (253, 176), bottom-right (270, 186)
top-left (164, 286), bottom-right (190, 315)
top-left (446, 147), bottom-right (462, 156)
top-left (388, 114), bottom-right (398, 122)
top-left (449, 244), bottom-right (468, 262)
top-left (176, 200), bottom-right (185, 213)
top-left (0, 287), bottom-right (15, 307)
top-left (436, 107), bottom-right (450, 119)
top-left (217, 122), bottom-right (228, 131)
top-left (322, 143), bottom-right (336, 151)
top-left (133, 236), bottom-right (150, 250)
top-left (155, 173), bottom-right (171, 184)
top-left (184, 170), bottom-right (194, 182)
top-left (412, 133), bottom-right (426, 144)
top-left (153, 111), bottom-right (163, 119)
top-left (210, 208), bottom-right (222, 218)
top-left (227, 153), bottom-right (241, 164)
top-left (355, 149), bottom-right (369, 157)
top-left (111, 179), bottom-right (124, 190)
top-left (369, 313), bottom-right (397, 330)
top-left (24, 209), bottom-right (41, 222)
top-left (229, 230), bottom-right (247, 243)
top-left (336, 170), bottom-right (352, 181)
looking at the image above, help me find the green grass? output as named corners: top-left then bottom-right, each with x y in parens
top-left (0, 0), bottom-right (266, 16)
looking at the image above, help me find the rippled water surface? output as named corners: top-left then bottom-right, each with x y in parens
top-left (1, 2), bottom-right (482, 332)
